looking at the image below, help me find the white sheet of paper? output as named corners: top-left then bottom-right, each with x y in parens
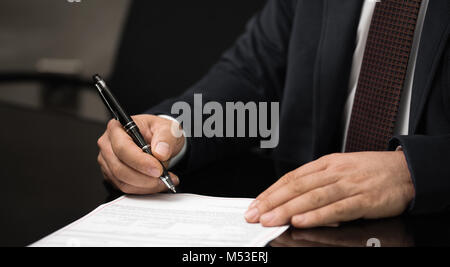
top-left (30, 194), bottom-right (288, 247)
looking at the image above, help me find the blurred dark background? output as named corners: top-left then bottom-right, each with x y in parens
top-left (111, 1), bottom-right (267, 114)
top-left (0, 0), bottom-right (266, 246)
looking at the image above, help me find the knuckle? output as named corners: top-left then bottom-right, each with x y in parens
top-left (333, 203), bottom-right (347, 216)
top-left (330, 161), bottom-right (350, 173)
top-left (276, 206), bottom-right (288, 218)
top-left (291, 179), bottom-right (303, 193)
top-left (114, 140), bottom-right (127, 157)
top-left (332, 182), bottom-right (346, 197)
top-left (319, 154), bottom-right (331, 162)
top-left (309, 191), bottom-right (324, 206)
top-left (97, 136), bottom-right (104, 148)
top-left (339, 179), bottom-right (359, 196)
top-left (259, 198), bottom-right (276, 212)
top-left (107, 119), bottom-right (116, 130)
top-left (281, 172), bottom-right (295, 185)
top-left (320, 153), bottom-right (339, 163)
top-left (329, 153), bottom-right (340, 159)
top-left (111, 164), bottom-right (123, 178)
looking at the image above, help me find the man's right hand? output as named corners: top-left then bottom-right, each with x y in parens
top-left (97, 114), bottom-right (184, 194)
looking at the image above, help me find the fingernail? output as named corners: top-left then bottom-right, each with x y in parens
top-left (249, 200), bottom-right (259, 209)
top-left (155, 142), bottom-right (170, 158)
top-left (245, 208), bottom-right (260, 221)
top-left (260, 211), bottom-right (276, 224)
top-left (149, 168), bottom-right (161, 177)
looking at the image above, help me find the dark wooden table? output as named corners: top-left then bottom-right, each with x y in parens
top-left (1, 102), bottom-right (449, 247)
top-left (0, 102), bottom-right (109, 246)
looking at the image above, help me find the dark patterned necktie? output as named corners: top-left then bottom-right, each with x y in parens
top-left (345, 0), bottom-right (422, 152)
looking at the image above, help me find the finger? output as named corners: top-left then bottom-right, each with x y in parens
top-left (98, 133), bottom-right (134, 190)
top-left (258, 183), bottom-right (348, 226)
top-left (108, 119), bottom-right (164, 178)
top-left (98, 152), bottom-right (130, 191)
top-left (100, 123), bottom-right (181, 194)
top-left (101, 150), bottom-right (179, 194)
top-left (99, 131), bottom-right (159, 193)
top-left (100, 147), bottom-right (163, 189)
top-left (291, 195), bottom-right (364, 228)
top-left (118, 172), bottom-right (180, 194)
top-left (254, 159), bottom-right (328, 202)
top-left (247, 171), bottom-right (339, 223)
top-left (113, 178), bottom-right (165, 195)
top-left (131, 115), bottom-right (155, 140)
top-left (99, 149), bottom-right (132, 190)
top-left (150, 122), bottom-right (182, 162)
top-left (101, 148), bottom-right (181, 194)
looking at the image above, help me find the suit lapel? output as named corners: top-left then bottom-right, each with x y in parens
top-left (312, 0), bottom-right (363, 156)
top-left (410, 0), bottom-right (450, 133)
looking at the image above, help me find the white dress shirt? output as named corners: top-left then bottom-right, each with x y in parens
top-left (165, 0), bottom-right (430, 166)
top-left (341, 0), bottom-right (429, 151)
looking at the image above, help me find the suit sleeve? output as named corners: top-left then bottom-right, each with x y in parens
top-left (390, 135), bottom-right (450, 215)
top-left (147, 0), bottom-right (296, 174)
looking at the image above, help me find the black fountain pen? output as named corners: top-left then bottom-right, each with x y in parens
top-left (93, 74), bottom-right (176, 193)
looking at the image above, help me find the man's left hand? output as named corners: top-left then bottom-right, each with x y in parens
top-left (245, 151), bottom-right (415, 228)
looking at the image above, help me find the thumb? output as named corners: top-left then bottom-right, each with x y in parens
top-left (150, 121), bottom-right (183, 162)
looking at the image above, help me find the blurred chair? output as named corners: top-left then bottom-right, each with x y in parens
top-left (0, 70), bottom-right (91, 113)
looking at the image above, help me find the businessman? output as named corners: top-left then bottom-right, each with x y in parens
top-left (97, 0), bottom-right (450, 228)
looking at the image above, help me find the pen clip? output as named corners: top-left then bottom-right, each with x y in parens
top-left (95, 83), bottom-right (120, 121)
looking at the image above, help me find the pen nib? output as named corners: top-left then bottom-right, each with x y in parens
top-left (161, 174), bottom-right (177, 193)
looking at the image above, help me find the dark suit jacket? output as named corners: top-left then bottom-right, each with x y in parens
top-left (148, 0), bottom-right (450, 215)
